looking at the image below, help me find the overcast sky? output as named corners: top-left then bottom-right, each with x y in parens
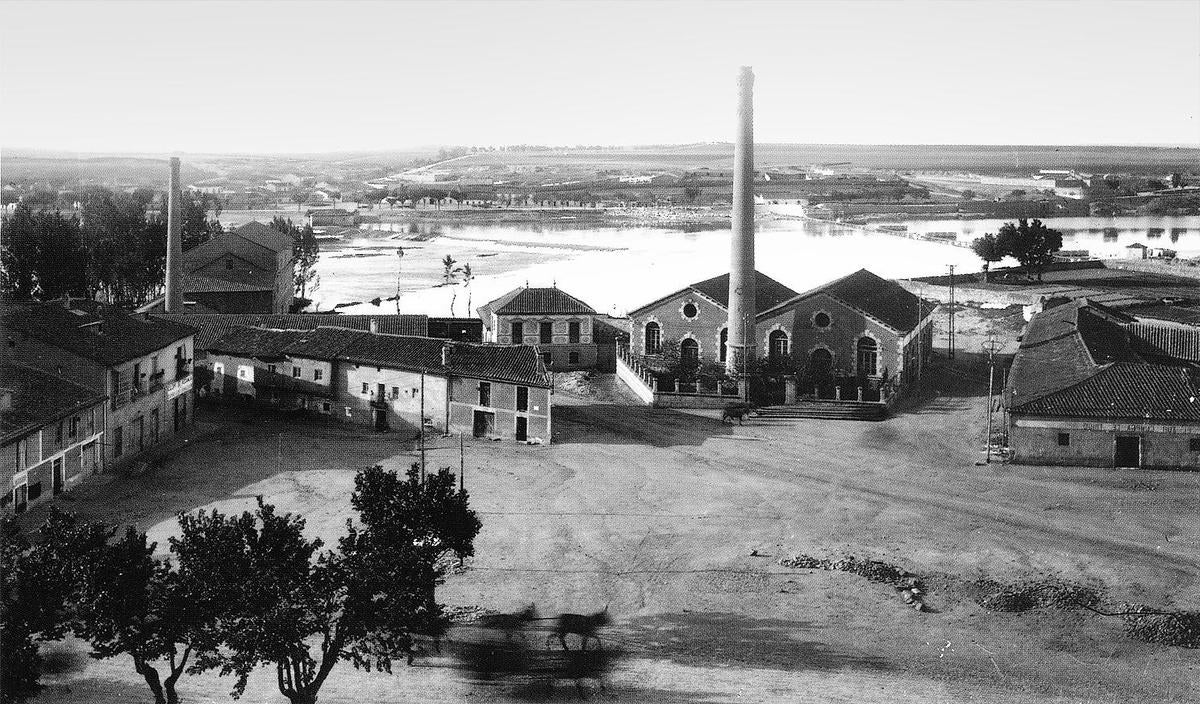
top-left (2, 0), bottom-right (1198, 154)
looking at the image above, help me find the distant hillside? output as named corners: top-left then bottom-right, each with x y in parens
top-left (1, 156), bottom-right (214, 188)
top-left (436, 144), bottom-right (1200, 176)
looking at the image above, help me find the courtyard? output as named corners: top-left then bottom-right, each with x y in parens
top-left (23, 358), bottom-right (1200, 703)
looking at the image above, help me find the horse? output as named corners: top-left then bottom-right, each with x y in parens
top-left (477, 603), bottom-right (538, 640)
top-left (721, 402), bottom-right (753, 425)
top-left (546, 606), bottom-right (611, 651)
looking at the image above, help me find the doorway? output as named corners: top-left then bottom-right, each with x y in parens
top-left (1114, 435), bottom-right (1141, 468)
top-left (515, 416), bottom-right (528, 441)
top-left (473, 410), bottom-right (495, 438)
top-left (52, 458), bottom-right (64, 495)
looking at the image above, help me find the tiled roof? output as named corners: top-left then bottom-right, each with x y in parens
top-left (1008, 299), bottom-right (1200, 421)
top-left (1013, 363), bottom-right (1200, 421)
top-left (231, 221), bottom-right (296, 253)
top-left (183, 275), bottom-right (274, 293)
top-left (1, 364), bottom-right (107, 443)
top-left (183, 235), bottom-right (276, 272)
top-left (494, 287), bottom-right (597, 315)
top-left (205, 325), bottom-right (552, 387)
top-left (760, 269), bottom-right (935, 333)
top-left (628, 270), bottom-right (799, 317)
top-left (154, 313), bottom-right (430, 348)
top-left (690, 272), bottom-right (799, 314)
top-left (4, 300), bottom-right (196, 367)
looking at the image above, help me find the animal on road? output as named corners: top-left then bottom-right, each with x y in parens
top-left (722, 403), bottom-right (754, 425)
top-left (477, 603), bottom-right (538, 640)
top-left (547, 606), bottom-right (611, 651)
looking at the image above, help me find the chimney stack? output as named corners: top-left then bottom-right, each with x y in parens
top-left (165, 157), bottom-right (184, 313)
top-left (369, 318), bottom-right (379, 334)
top-left (441, 342), bottom-right (452, 367)
top-left (726, 66), bottom-right (757, 376)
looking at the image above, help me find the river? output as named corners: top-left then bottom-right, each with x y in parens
top-left (304, 214), bottom-right (1200, 318)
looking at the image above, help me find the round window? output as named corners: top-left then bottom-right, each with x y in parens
top-left (814, 312), bottom-right (831, 329)
top-left (682, 302), bottom-right (698, 318)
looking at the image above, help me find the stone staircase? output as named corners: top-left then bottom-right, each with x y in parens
top-left (755, 399), bottom-right (888, 422)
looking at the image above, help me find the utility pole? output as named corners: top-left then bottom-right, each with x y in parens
top-left (419, 371), bottom-right (426, 482)
top-left (983, 335), bottom-right (1000, 463)
top-left (947, 265), bottom-right (956, 360)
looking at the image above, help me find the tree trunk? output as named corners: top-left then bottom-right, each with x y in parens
top-left (982, 263), bottom-right (989, 284)
top-left (288, 693), bottom-right (319, 704)
top-left (134, 658), bottom-right (166, 704)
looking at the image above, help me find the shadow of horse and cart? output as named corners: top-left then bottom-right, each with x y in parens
top-left (411, 605), bottom-right (619, 698)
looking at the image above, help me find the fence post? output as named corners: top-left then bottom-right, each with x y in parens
top-left (857, 386), bottom-right (863, 402)
top-left (835, 386), bottom-right (842, 401)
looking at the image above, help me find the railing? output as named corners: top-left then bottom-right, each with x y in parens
top-left (616, 343), bottom-right (657, 390)
top-left (148, 369), bottom-right (166, 392)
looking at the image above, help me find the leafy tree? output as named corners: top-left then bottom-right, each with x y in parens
top-left (0, 203), bottom-right (39, 300)
top-left (683, 186), bottom-right (701, 203)
top-left (270, 217), bottom-right (321, 302)
top-left (292, 193), bottom-right (306, 211)
top-left (1170, 172), bottom-right (1184, 189)
top-left (178, 192), bottom-right (224, 251)
top-left (80, 188), bottom-right (166, 306)
top-left (457, 262), bottom-right (475, 317)
top-left (202, 465), bottom-right (479, 704)
top-left (970, 233), bottom-right (1006, 283)
top-left (1, 509), bottom-right (109, 703)
top-left (997, 218), bottom-right (1064, 281)
top-left (0, 204), bottom-right (88, 301)
top-left (961, 189), bottom-right (976, 201)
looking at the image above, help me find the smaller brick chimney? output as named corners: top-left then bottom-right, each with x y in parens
top-left (441, 341), bottom-right (452, 367)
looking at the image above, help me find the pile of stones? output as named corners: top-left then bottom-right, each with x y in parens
top-left (975, 579), bottom-right (1101, 613)
top-left (779, 553), bottom-right (927, 612)
top-left (1122, 608), bottom-right (1200, 648)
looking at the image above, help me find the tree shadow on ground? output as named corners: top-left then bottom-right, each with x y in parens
top-left (616, 611), bottom-right (892, 675)
top-left (552, 405), bottom-right (736, 448)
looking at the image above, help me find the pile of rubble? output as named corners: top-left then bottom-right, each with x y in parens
top-left (975, 579), bottom-right (1101, 613)
top-left (1122, 608), bottom-right (1200, 648)
top-left (779, 553), bottom-right (927, 612)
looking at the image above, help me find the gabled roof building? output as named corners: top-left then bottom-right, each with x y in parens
top-left (1006, 299), bottom-right (1200, 469)
top-left (478, 286), bottom-right (605, 372)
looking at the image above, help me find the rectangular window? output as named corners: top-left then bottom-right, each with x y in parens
top-left (110, 369), bottom-right (120, 410)
top-left (27, 482), bottom-right (41, 502)
top-left (478, 382), bottom-right (491, 407)
top-left (539, 322), bottom-right (553, 344)
top-left (568, 321), bottom-right (580, 344)
top-left (268, 364), bottom-right (277, 374)
top-left (322, 402), bottom-right (332, 413)
top-left (13, 483), bottom-right (28, 514)
top-left (542, 352), bottom-right (552, 366)
top-left (87, 408), bottom-right (95, 436)
top-left (516, 386), bottom-right (528, 412)
top-left (511, 321), bottom-right (523, 342)
top-left (392, 386), bottom-right (399, 398)
top-left (293, 366), bottom-right (301, 378)
top-left (314, 368), bottom-right (323, 381)
top-left (69, 416), bottom-right (79, 439)
top-left (1190, 438), bottom-right (1200, 452)
top-left (113, 426), bottom-right (123, 458)
top-left (15, 439), bottom-right (26, 470)
top-left (56, 422), bottom-right (64, 446)
top-left (132, 362), bottom-right (142, 391)
top-left (1057, 432), bottom-right (1070, 447)
top-left (569, 351), bottom-right (580, 364)
top-left (362, 382), bottom-right (369, 394)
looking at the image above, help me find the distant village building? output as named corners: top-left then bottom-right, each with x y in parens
top-left (1007, 300), bottom-right (1200, 469)
top-left (307, 208), bottom-right (356, 227)
top-left (3, 300), bottom-right (198, 473)
top-left (200, 325), bottom-right (552, 441)
top-left (1, 364), bottom-right (107, 515)
top-left (478, 286), bottom-right (600, 371)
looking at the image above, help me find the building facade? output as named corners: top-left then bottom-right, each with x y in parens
top-left (1, 364), bottom-right (106, 515)
top-left (180, 221), bottom-right (295, 313)
top-left (202, 325), bottom-right (553, 441)
top-left (478, 286), bottom-right (599, 372)
top-left (2, 301), bottom-right (196, 472)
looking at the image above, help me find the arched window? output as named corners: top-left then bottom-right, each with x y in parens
top-left (680, 337), bottom-right (699, 362)
top-left (809, 348), bottom-right (833, 377)
top-left (719, 328), bottom-right (728, 362)
top-left (644, 322), bottom-right (661, 354)
top-left (768, 330), bottom-right (789, 360)
top-left (857, 336), bottom-right (879, 377)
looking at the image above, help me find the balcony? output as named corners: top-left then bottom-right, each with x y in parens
top-left (148, 369), bottom-right (166, 392)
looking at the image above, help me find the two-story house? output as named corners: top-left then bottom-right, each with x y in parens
top-left (3, 300), bottom-right (198, 470)
top-left (477, 286), bottom-right (599, 371)
top-left (1, 364), bottom-right (107, 514)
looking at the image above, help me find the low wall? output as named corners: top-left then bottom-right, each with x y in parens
top-left (615, 356), bottom-right (655, 405)
top-left (653, 392), bottom-right (738, 409)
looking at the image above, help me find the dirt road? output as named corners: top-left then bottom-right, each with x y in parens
top-left (28, 381), bottom-right (1200, 703)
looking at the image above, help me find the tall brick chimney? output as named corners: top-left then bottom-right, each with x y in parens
top-left (726, 66), bottom-right (756, 377)
top-left (164, 157), bottom-right (184, 313)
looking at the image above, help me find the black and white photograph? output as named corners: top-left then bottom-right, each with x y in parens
top-left (2, 1), bottom-right (1199, 702)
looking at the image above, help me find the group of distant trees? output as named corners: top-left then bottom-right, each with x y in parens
top-left (971, 218), bottom-right (1065, 282)
top-left (0, 189), bottom-right (223, 306)
top-left (0, 464), bottom-right (480, 704)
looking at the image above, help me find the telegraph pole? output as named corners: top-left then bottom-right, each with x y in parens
top-left (459, 432), bottom-right (464, 491)
top-left (947, 265), bottom-right (956, 360)
top-left (419, 371), bottom-right (426, 482)
top-left (982, 335), bottom-right (1000, 463)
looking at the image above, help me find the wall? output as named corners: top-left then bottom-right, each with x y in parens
top-left (629, 290), bottom-right (728, 361)
top-left (615, 354), bottom-right (655, 405)
top-left (338, 363), bottom-right (446, 434)
top-left (447, 377), bottom-right (551, 441)
top-left (757, 292), bottom-right (904, 380)
top-left (190, 289), bottom-right (274, 314)
top-left (1, 402), bottom-right (105, 514)
top-left (1010, 416), bottom-right (1200, 469)
top-left (653, 392), bottom-right (738, 409)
